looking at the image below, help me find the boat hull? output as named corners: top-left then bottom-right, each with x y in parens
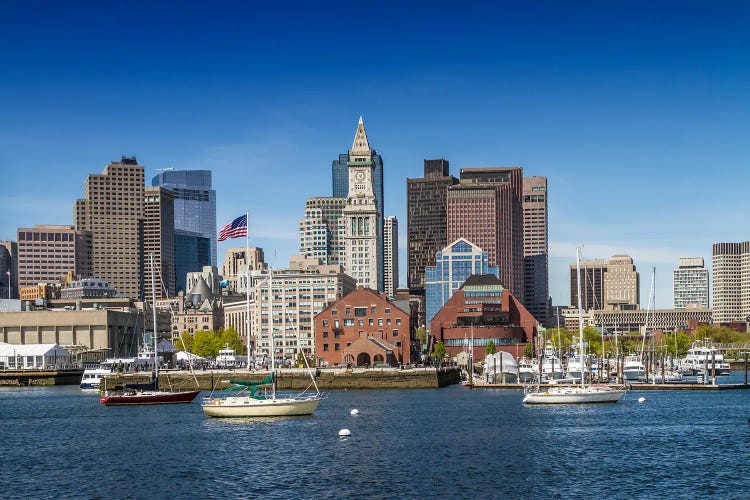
top-left (201, 396), bottom-right (321, 417)
top-left (100, 390), bottom-right (200, 405)
top-left (523, 386), bottom-right (627, 404)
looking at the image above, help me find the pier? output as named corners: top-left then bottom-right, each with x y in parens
top-left (471, 381), bottom-right (750, 391)
top-left (0, 369), bottom-right (83, 386)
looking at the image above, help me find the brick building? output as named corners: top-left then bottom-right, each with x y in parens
top-left (314, 287), bottom-right (412, 367)
top-left (429, 274), bottom-right (537, 361)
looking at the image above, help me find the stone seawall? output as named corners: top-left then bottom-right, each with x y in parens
top-left (0, 369), bottom-right (83, 386)
top-left (103, 367), bottom-right (461, 391)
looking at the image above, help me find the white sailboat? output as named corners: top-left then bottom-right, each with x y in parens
top-left (523, 247), bottom-right (627, 404)
top-left (202, 264), bottom-right (323, 417)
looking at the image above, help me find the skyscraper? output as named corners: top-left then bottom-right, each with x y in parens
top-left (342, 117), bottom-right (381, 290)
top-left (74, 156), bottom-right (144, 299)
top-left (522, 176), bottom-right (549, 324)
top-left (603, 255), bottom-right (640, 310)
top-left (0, 241), bottom-right (17, 299)
top-left (447, 167), bottom-right (524, 302)
top-left (16, 225), bottom-right (93, 289)
top-left (383, 216), bottom-right (399, 297)
top-left (298, 197), bottom-right (346, 266)
top-left (570, 259), bottom-right (607, 310)
top-left (333, 117), bottom-right (384, 290)
top-left (152, 170), bottom-right (217, 268)
top-left (173, 231), bottom-right (210, 293)
top-left (712, 242), bottom-right (750, 323)
top-left (673, 257), bottom-right (709, 309)
top-left (407, 159), bottom-right (457, 296)
top-left (425, 238), bottom-right (498, 333)
top-left (143, 187), bottom-right (176, 299)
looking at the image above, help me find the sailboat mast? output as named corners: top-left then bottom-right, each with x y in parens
top-left (150, 253), bottom-right (158, 383)
top-left (576, 247), bottom-right (584, 388)
top-left (269, 269), bottom-right (276, 399)
top-left (245, 209), bottom-right (250, 373)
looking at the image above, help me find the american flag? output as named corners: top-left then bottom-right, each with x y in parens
top-left (218, 214), bottom-right (247, 241)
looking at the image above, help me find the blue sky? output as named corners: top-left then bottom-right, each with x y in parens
top-left (2, 1), bottom-right (749, 308)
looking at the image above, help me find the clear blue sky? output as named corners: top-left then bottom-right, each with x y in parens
top-left (2, 1), bottom-right (749, 308)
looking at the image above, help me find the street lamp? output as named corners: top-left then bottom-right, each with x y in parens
top-left (6, 271), bottom-right (9, 299)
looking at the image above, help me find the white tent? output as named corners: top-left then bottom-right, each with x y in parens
top-left (176, 351), bottom-right (205, 362)
top-left (0, 342), bottom-right (72, 369)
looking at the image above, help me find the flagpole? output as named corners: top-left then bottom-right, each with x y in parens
top-left (245, 210), bottom-right (250, 366)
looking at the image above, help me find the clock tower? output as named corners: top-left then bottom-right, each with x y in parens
top-left (343, 117), bottom-right (381, 290)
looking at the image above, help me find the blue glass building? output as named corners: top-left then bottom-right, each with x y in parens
top-left (152, 170), bottom-right (217, 287)
top-left (425, 238), bottom-right (499, 332)
top-left (173, 231), bottom-right (211, 293)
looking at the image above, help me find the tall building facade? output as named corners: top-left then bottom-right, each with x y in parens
top-left (251, 256), bottom-right (357, 361)
top-left (74, 156), bottom-right (144, 299)
top-left (0, 241), bottom-right (17, 299)
top-left (383, 216), bottom-right (399, 297)
top-left (152, 169), bottom-right (217, 267)
top-left (342, 117), bottom-right (380, 290)
top-left (333, 117), bottom-right (384, 291)
top-left (221, 247), bottom-right (266, 294)
top-left (16, 225), bottom-right (93, 289)
top-left (298, 197), bottom-right (346, 266)
top-left (143, 187), bottom-right (176, 299)
top-left (603, 255), bottom-right (640, 310)
top-left (424, 238), bottom-right (498, 333)
top-left (673, 257), bottom-right (709, 309)
top-left (447, 167), bottom-right (524, 302)
top-left (173, 231), bottom-right (210, 293)
top-left (712, 242), bottom-right (750, 323)
top-left (570, 259), bottom-right (607, 310)
top-left (522, 176), bottom-right (549, 324)
top-left (406, 159), bottom-right (457, 296)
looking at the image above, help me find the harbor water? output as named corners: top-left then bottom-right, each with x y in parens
top-left (2, 379), bottom-right (750, 499)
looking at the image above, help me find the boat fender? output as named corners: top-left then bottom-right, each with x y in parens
top-left (637, 397), bottom-right (646, 403)
top-left (350, 409), bottom-right (359, 415)
top-left (338, 429), bottom-right (351, 437)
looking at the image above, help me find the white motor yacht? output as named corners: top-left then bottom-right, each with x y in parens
top-left (623, 355), bottom-right (646, 382)
top-left (681, 344), bottom-right (731, 376)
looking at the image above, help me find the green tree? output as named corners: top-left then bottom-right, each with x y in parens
top-left (661, 331), bottom-right (693, 357)
top-left (523, 343), bottom-right (533, 358)
top-left (694, 325), bottom-right (750, 344)
top-left (219, 327), bottom-right (246, 355)
top-left (415, 327), bottom-right (426, 345)
top-left (486, 340), bottom-right (497, 355)
top-left (177, 332), bottom-right (194, 353)
top-left (193, 330), bottom-right (223, 358)
top-left (434, 342), bottom-right (447, 362)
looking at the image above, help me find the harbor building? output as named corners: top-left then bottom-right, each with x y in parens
top-left (712, 241), bottom-right (750, 324)
top-left (143, 187), bottom-right (176, 299)
top-left (60, 278), bottom-right (117, 299)
top-left (170, 277), bottom-right (224, 340)
top-left (562, 307), bottom-right (713, 334)
top-left (424, 238), bottom-right (498, 334)
top-left (447, 167), bottom-right (525, 303)
top-left (342, 117), bottom-right (381, 291)
top-left (0, 241), bottom-right (17, 299)
top-left (0, 308), bottom-right (144, 358)
top-left (429, 274), bottom-right (537, 361)
top-left (16, 225), bottom-right (92, 289)
top-left (314, 286), bottom-right (412, 367)
top-left (298, 197), bottom-right (347, 266)
top-left (223, 297), bottom-right (252, 348)
top-left (74, 156), bottom-right (144, 300)
top-left (152, 169), bottom-right (217, 268)
top-left (522, 176), bottom-right (549, 325)
top-left (673, 257), bottom-right (709, 309)
top-left (186, 266), bottom-right (221, 298)
top-left (406, 159), bottom-right (457, 296)
top-left (332, 118), bottom-right (384, 290)
top-left (20, 283), bottom-right (59, 301)
top-left (383, 216), bottom-right (399, 297)
top-left (251, 256), bottom-right (357, 362)
top-left (220, 247), bottom-right (266, 295)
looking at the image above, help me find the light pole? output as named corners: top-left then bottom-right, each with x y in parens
top-left (6, 271), bottom-right (9, 299)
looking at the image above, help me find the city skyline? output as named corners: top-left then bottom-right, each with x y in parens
top-left (2, 2), bottom-right (749, 309)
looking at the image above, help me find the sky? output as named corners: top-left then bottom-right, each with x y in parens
top-left (2, 1), bottom-right (749, 309)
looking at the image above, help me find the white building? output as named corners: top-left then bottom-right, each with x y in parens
top-left (673, 257), bottom-right (709, 309)
top-left (0, 342), bottom-right (72, 369)
top-left (342, 117), bottom-right (380, 291)
top-left (383, 216), bottom-right (399, 297)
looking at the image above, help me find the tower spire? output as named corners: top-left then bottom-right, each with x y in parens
top-left (349, 116), bottom-right (372, 160)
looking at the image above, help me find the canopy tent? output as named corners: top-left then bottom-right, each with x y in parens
top-left (0, 342), bottom-right (72, 369)
top-left (176, 351), bottom-right (206, 362)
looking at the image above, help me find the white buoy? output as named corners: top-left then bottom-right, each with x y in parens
top-left (350, 409), bottom-right (359, 415)
top-left (637, 397), bottom-right (646, 403)
top-left (338, 428), bottom-right (351, 437)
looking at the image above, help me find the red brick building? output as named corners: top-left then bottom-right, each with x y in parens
top-left (314, 286), bottom-right (412, 367)
top-left (429, 274), bottom-right (537, 361)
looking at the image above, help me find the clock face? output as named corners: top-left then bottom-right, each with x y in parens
top-left (355, 171), bottom-right (365, 181)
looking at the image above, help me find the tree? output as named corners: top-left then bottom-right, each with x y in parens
top-left (486, 340), bottom-right (497, 355)
top-left (177, 332), bottom-right (194, 353)
top-left (193, 330), bottom-right (223, 358)
top-left (523, 343), bottom-right (533, 358)
top-left (415, 327), bottom-right (426, 345)
top-left (219, 327), bottom-right (246, 355)
top-left (434, 342), bottom-right (446, 362)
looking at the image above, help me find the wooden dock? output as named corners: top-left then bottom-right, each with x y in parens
top-left (471, 382), bottom-right (750, 391)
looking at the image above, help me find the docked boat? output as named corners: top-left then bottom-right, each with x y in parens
top-left (517, 358), bottom-right (536, 383)
top-left (100, 255), bottom-right (200, 406)
top-left (201, 269), bottom-right (322, 418)
top-left (623, 355), bottom-right (646, 382)
top-left (681, 343), bottom-right (731, 376)
top-left (523, 248), bottom-right (627, 405)
top-left (79, 367), bottom-right (110, 390)
top-left (483, 351), bottom-right (519, 383)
